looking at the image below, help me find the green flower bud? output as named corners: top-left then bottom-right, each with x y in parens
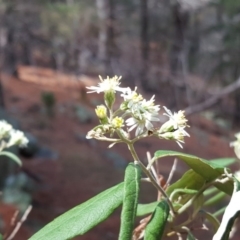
top-left (95, 105), bottom-right (108, 124)
top-left (112, 117), bottom-right (124, 129)
top-left (158, 121), bottom-right (175, 134)
top-left (104, 91), bottom-right (115, 109)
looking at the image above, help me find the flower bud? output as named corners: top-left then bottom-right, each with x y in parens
top-left (104, 91), bottom-right (115, 109)
top-left (157, 128), bottom-right (189, 148)
top-left (95, 105), bottom-right (108, 124)
top-left (158, 120), bottom-right (174, 134)
top-left (112, 117), bottom-right (124, 129)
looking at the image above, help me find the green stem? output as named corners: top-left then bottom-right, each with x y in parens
top-left (127, 143), bottom-right (176, 216)
top-left (116, 129), bottom-right (175, 215)
top-left (112, 108), bottom-right (123, 118)
top-left (177, 177), bottom-right (231, 215)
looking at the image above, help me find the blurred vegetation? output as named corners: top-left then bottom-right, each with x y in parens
top-left (41, 91), bottom-right (56, 117)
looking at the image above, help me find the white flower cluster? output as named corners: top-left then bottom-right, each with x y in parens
top-left (0, 120), bottom-right (28, 150)
top-left (86, 76), bottom-right (189, 148)
top-left (230, 132), bottom-right (240, 159)
top-left (121, 88), bottom-right (160, 136)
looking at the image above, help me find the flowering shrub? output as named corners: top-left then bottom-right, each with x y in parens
top-left (0, 120), bottom-right (28, 239)
top-left (30, 76), bottom-right (240, 240)
top-left (0, 120), bottom-right (28, 164)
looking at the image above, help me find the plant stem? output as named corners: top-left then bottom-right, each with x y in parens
top-left (177, 177), bottom-right (231, 215)
top-left (127, 143), bottom-right (176, 216)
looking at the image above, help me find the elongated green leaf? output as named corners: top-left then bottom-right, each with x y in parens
top-left (137, 202), bottom-right (183, 217)
top-left (153, 151), bottom-right (233, 195)
top-left (144, 200), bottom-right (169, 240)
top-left (137, 188), bottom-right (197, 217)
top-left (152, 151), bottom-right (224, 181)
top-left (210, 158), bottom-right (236, 167)
top-left (200, 210), bottom-right (220, 233)
top-left (137, 202), bottom-right (158, 217)
top-left (0, 233), bottom-right (3, 240)
top-left (187, 232), bottom-right (196, 240)
top-left (192, 194), bottom-right (204, 218)
top-left (204, 191), bottom-right (226, 207)
top-left (119, 163), bottom-right (141, 240)
top-left (213, 207), bottom-right (226, 218)
top-left (0, 151), bottom-right (22, 166)
top-left (30, 182), bottom-right (124, 240)
top-left (166, 170), bottom-right (205, 196)
top-left (204, 187), bottom-right (219, 196)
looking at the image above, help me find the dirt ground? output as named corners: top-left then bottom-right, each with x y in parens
top-left (0, 73), bottom-right (237, 239)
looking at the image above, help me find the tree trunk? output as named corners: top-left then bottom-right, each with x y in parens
top-left (140, 0), bottom-right (149, 90)
top-left (170, 3), bottom-right (189, 76)
top-left (169, 2), bottom-right (189, 108)
top-left (96, 0), bottom-right (115, 74)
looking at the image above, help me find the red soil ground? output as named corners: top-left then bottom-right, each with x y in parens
top-left (0, 72), bottom-right (237, 239)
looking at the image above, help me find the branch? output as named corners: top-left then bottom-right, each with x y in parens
top-left (184, 76), bottom-right (240, 115)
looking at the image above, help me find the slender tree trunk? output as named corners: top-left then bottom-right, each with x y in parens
top-left (233, 36), bottom-right (240, 124)
top-left (169, 2), bottom-right (189, 108)
top-left (170, 3), bottom-right (189, 76)
top-left (140, 0), bottom-right (149, 90)
top-left (96, 0), bottom-right (115, 74)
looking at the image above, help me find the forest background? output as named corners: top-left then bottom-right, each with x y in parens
top-left (0, 0), bottom-right (240, 239)
top-left (1, 0), bottom-right (240, 123)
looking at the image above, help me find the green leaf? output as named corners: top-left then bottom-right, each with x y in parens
top-left (136, 172), bottom-right (201, 217)
top-left (152, 151), bottom-right (233, 195)
top-left (144, 200), bottom-right (169, 240)
top-left (192, 194), bottom-right (204, 218)
top-left (204, 186), bottom-right (219, 196)
top-left (187, 232), bottom-right (196, 240)
top-left (166, 170), bottom-right (205, 196)
top-left (214, 181), bottom-right (233, 196)
top-left (0, 233), bottom-right (3, 240)
top-left (152, 151), bottom-right (224, 181)
top-left (213, 207), bottom-right (226, 218)
top-left (0, 151), bottom-right (22, 166)
top-left (210, 158), bottom-right (236, 168)
top-left (165, 170), bottom-right (205, 210)
top-left (204, 191), bottom-right (226, 207)
top-left (119, 163), bottom-right (141, 240)
top-left (200, 210), bottom-right (220, 233)
top-left (137, 202), bottom-right (158, 217)
top-left (29, 182), bottom-right (124, 240)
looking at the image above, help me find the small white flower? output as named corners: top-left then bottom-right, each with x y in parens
top-left (8, 130), bottom-right (28, 148)
top-left (123, 92), bottom-right (160, 136)
top-left (126, 111), bottom-right (159, 136)
top-left (163, 106), bottom-right (188, 129)
top-left (172, 128), bottom-right (190, 148)
top-left (158, 127), bottom-right (190, 148)
top-left (139, 96), bottom-right (160, 114)
top-left (159, 107), bottom-right (189, 135)
top-left (86, 76), bottom-right (127, 94)
top-left (230, 132), bottom-right (240, 159)
top-left (121, 87), bottom-right (143, 107)
top-left (121, 89), bottom-right (160, 114)
top-left (0, 120), bottom-right (13, 138)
